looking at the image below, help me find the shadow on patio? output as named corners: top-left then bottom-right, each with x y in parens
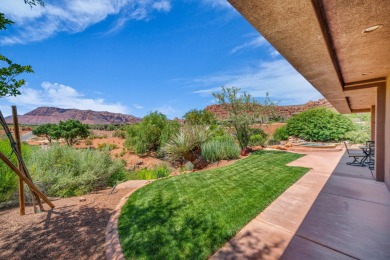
top-left (282, 152), bottom-right (390, 259)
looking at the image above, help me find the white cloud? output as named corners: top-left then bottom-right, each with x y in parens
top-left (6, 82), bottom-right (128, 113)
top-left (0, 0), bottom-right (173, 44)
top-left (133, 104), bottom-right (144, 109)
top-left (191, 59), bottom-right (323, 105)
top-left (156, 105), bottom-right (176, 116)
top-left (152, 1), bottom-right (171, 12)
top-left (231, 36), bottom-right (267, 54)
top-left (200, 0), bottom-right (232, 9)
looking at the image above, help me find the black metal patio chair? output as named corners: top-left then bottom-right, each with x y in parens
top-left (344, 142), bottom-right (366, 166)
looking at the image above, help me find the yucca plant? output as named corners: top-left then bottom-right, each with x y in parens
top-left (162, 125), bottom-right (211, 170)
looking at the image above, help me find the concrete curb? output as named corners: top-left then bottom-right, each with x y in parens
top-left (105, 181), bottom-right (152, 260)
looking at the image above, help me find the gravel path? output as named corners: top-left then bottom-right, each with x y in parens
top-left (0, 181), bottom-right (148, 260)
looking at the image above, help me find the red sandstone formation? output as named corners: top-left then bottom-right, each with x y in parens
top-left (205, 98), bottom-right (333, 120)
top-left (5, 107), bottom-right (141, 125)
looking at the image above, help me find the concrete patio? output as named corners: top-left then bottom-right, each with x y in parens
top-left (212, 150), bottom-right (390, 259)
top-left (282, 153), bottom-right (390, 259)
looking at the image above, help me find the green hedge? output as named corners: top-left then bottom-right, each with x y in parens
top-left (286, 108), bottom-right (354, 142)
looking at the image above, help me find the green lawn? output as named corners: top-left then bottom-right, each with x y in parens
top-left (118, 151), bottom-right (309, 259)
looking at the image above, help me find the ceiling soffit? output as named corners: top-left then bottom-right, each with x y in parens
top-left (228, 0), bottom-right (390, 113)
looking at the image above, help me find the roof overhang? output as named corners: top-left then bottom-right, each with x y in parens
top-left (228, 0), bottom-right (390, 114)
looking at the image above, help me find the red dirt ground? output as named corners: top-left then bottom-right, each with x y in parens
top-left (0, 182), bottom-right (146, 260)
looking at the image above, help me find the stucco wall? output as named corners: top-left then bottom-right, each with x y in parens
top-left (386, 75), bottom-right (390, 191)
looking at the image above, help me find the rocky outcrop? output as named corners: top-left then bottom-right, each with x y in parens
top-left (205, 98), bottom-right (333, 120)
top-left (6, 107), bottom-right (141, 125)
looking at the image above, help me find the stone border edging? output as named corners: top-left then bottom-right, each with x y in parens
top-left (105, 181), bottom-right (152, 260)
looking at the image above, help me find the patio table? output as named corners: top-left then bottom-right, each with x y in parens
top-left (358, 146), bottom-right (370, 166)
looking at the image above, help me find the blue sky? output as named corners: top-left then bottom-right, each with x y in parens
top-left (0, 0), bottom-right (322, 119)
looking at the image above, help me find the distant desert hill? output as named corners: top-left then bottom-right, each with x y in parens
top-left (205, 98), bottom-right (334, 120)
top-left (6, 107), bottom-right (141, 125)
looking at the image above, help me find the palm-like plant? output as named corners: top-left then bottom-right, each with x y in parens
top-left (162, 125), bottom-right (211, 170)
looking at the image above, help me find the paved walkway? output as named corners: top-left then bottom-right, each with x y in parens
top-left (282, 153), bottom-right (390, 259)
top-left (211, 150), bottom-right (345, 259)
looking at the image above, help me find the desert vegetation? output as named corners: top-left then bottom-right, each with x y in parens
top-left (269, 107), bottom-right (368, 144)
top-left (33, 119), bottom-right (90, 145)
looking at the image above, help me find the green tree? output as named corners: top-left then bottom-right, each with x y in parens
top-left (32, 123), bottom-right (55, 143)
top-left (183, 109), bottom-right (217, 125)
top-left (0, 1), bottom-right (44, 97)
top-left (213, 86), bottom-right (275, 149)
top-left (125, 111), bottom-right (179, 155)
top-left (286, 108), bottom-right (354, 142)
top-left (58, 120), bottom-right (90, 145)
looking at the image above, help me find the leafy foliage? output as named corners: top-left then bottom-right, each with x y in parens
top-left (0, 9), bottom-right (37, 97)
top-left (24, 0), bottom-right (45, 8)
top-left (183, 109), bottom-right (217, 125)
top-left (272, 125), bottom-right (289, 142)
top-left (32, 123), bottom-right (56, 142)
top-left (286, 108), bottom-right (354, 141)
top-left (27, 145), bottom-right (126, 197)
top-left (0, 139), bottom-right (32, 203)
top-left (125, 112), bottom-right (179, 154)
top-left (201, 136), bottom-right (240, 162)
top-left (162, 125), bottom-right (211, 169)
top-left (126, 165), bottom-right (171, 180)
top-left (58, 120), bottom-right (89, 145)
top-left (213, 86), bottom-right (275, 149)
top-left (248, 129), bottom-right (268, 146)
top-left (344, 114), bottom-right (371, 144)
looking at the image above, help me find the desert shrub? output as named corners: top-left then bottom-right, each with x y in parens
top-left (27, 145), bottom-right (126, 197)
top-left (0, 139), bottom-right (32, 203)
top-left (85, 139), bottom-right (93, 146)
top-left (162, 125), bottom-right (211, 169)
top-left (272, 125), bottom-right (289, 142)
top-left (113, 130), bottom-right (127, 139)
top-left (286, 108), bottom-right (354, 142)
top-left (158, 120), bottom-right (180, 153)
top-left (201, 136), bottom-right (240, 162)
top-left (125, 112), bottom-right (179, 154)
top-left (183, 109), bottom-right (217, 125)
top-left (248, 129), bottom-right (268, 146)
top-left (213, 86), bottom-right (276, 149)
top-left (345, 122), bottom-right (370, 144)
top-left (127, 165), bottom-right (171, 180)
top-left (345, 130), bottom-right (370, 144)
top-left (97, 143), bottom-right (119, 151)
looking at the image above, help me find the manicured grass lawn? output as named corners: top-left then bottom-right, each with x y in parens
top-left (118, 151), bottom-right (309, 259)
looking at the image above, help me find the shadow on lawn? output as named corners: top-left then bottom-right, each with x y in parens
top-left (0, 204), bottom-right (112, 259)
top-left (119, 191), bottom-right (283, 259)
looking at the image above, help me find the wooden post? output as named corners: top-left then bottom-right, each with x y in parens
top-left (12, 106), bottom-right (25, 216)
top-left (0, 110), bottom-right (43, 212)
top-left (0, 151), bottom-right (55, 208)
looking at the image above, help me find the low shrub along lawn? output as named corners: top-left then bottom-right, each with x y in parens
top-left (201, 136), bottom-right (240, 162)
top-left (27, 145), bottom-right (126, 197)
top-left (126, 165), bottom-right (171, 180)
top-left (118, 151), bottom-right (309, 259)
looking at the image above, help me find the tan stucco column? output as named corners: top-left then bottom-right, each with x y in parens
top-left (385, 75), bottom-right (390, 190)
top-left (375, 86), bottom-right (386, 182)
top-left (371, 105), bottom-right (375, 141)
